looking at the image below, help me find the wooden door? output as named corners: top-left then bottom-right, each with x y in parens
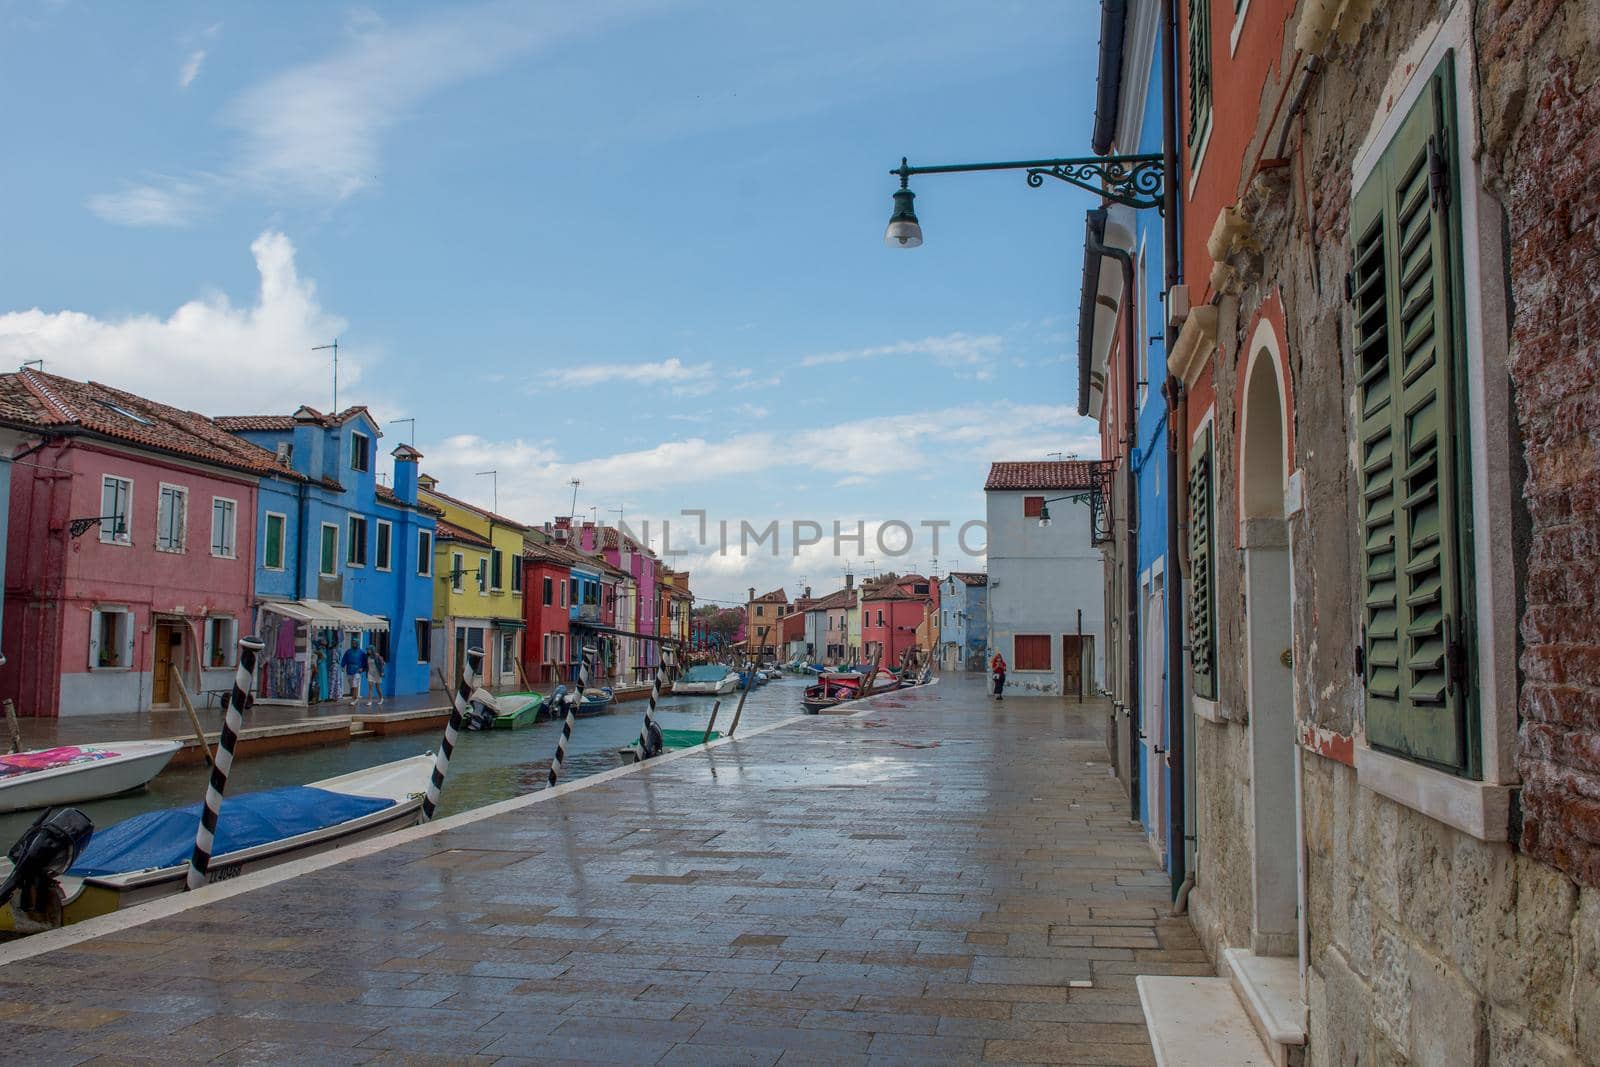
top-left (1061, 636), bottom-right (1084, 698)
top-left (153, 621), bottom-right (182, 705)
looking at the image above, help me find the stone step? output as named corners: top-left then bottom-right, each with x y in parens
top-left (1136, 975), bottom-right (1276, 1067)
top-left (1224, 948), bottom-right (1307, 1067)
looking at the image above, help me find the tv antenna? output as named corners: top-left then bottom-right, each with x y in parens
top-left (313, 339), bottom-right (339, 411)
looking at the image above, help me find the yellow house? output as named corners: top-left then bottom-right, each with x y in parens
top-left (418, 475), bottom-right (527, 689)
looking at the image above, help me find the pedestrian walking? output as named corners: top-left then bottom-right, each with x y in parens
top-left (366, 646), bottom-right (386, 706)
top-left (989, 650), bottom-right (1007, 701)
top-left (340, 639), bottom-right (367, 705)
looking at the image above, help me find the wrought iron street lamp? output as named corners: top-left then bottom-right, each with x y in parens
top-left (883, 153), bottom-right (1164, 247)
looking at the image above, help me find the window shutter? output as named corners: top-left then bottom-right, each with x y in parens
top-left (1188, 424), bottom-right (1217, 699)
top-left (1353, 54), bottom-right (1471, 771)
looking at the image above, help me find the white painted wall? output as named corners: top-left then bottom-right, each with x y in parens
top-left (985, 489), bottom-right (1106, 695)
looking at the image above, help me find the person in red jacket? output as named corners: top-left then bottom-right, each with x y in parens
top-left (989, 651), bottom-right (1007, 701)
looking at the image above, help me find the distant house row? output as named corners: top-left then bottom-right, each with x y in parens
top-left (0, 368), bottom-right (691, 717)
top-left (742, 569), bottom-right (986, 670)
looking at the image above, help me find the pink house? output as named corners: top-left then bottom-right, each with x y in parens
top-left (0, 370), bottom-right (287, 717)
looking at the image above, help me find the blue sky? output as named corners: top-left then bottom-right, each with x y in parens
top-left (0, 0), bottom-right (1104, 604)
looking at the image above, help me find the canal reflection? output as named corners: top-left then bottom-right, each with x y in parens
top-left (0, 677), bottom-right (809, 844)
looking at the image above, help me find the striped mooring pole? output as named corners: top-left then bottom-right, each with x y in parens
top-left (185, 636), bottom-right (265, 892)
top-left (421, 646), bottom-right (480, 821)
top-left (632, 648), bottom-right (672, 760)
top-left (547, 646), bottom-right (592, 788)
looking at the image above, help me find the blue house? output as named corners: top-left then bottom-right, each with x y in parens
top-left (936, 572), bottom-right (988, 671)
top-left (1079, 0), bottom-right (1177, 869)
top-left (217, 407), bottom-right (438, 703)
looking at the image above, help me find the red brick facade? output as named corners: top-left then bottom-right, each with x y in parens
top-left (1503, 28), bottom-right (1600, 887)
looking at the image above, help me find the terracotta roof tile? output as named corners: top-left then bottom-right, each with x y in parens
top-left (948, 571), bottom-right (988, 586)
top-left (215, 414), bottom-right (298, 432)
top-left (984, 460), bottom-right (1104, 492)
top-left (419, 482), bottom-right (529, 530)
top-left (434, 519), bottom-right (493, 548)
top-left (751, 588), bottom-right (789, 604)
top-left (5, 370), bottom-right (297, 479)
top-left (375, 485), bottom-right (442, 515)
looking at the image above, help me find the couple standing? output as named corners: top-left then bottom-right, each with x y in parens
top-left (340, 639), bottom-right (387, 706)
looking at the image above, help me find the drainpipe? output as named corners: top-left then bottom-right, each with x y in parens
top-left (1088, 233), bottom-right (1140, 823)
top-left (1161, 0), bottom-right (1191, 904)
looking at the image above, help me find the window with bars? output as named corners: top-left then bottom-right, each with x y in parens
top-left (1014, 635), bottom-right (1051, 671)
top-left (1351, 53), bottom-right (1475, 775)
top-left (1187, 0), bottom-right (1213, 149)
top-left (1188, 424), bottom-right (1217, 700)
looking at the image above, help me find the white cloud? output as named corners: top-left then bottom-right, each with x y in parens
top-left (180, 49), bottom-right (207, 88)
top-left (85, 181), bottom-right (204, 227)
top-left (0, 230), bottom-right (359, 414)
top-left (542, 357), bottom-right (713, 389)
top-left (736, 403), bottom-right (770, 419)
top-left (92, 2), bottom-right (651, 224)
top-left (800, 331), bottom-right (1004, 376)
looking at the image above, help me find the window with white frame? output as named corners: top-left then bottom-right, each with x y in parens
top-left (347, 515), bottom-right (368, 567)
top-left (490, 549), bottom-right (504, 591)
top-left (417, 529), bottom-right (433, 576)
top-left (264, 511), bottom-right (287, 570)
top-left (375, 520), bottom-right (393, 571)
top-left (510, 556), bottom-right (522, 595)
top-left (204, 617), bottom-right (238, 668)
top-left (100, 476), bottom-right (131, 544)
top-left (350, 431), bottom-right (371, 473)
top-left (211, 497), bottom-right (237, 558)
top-left (476, 557), bottom-right (488, 593)
top-left (89, 607), bottom-right (135, 669)
top-left (156, 484), bottom-right (187, 552)
top-left (415, 619), bottom-right (431, 664)
top-left (319, 523), bottom-right (338, 577)
top-left (451, 552), bottom-right (465, 593)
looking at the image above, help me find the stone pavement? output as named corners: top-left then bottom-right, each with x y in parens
top-left (0, 676), bottom-right (1213, 1065)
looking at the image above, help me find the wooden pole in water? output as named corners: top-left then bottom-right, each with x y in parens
top-left (548, 646), bottom-right (591, 787)
top-left (726, 627), bottom-right (766, 737)
top-left (631, 648), bottom-right (671, 760)
top-left (186, 636), bottom-right (264, 891)
top-left (513, 654), bottom-right (530, 691)
top-left (2, 699), bottom-right (22, 754)
top-left (702, 699), bottom-right (722, 745)
top-left (854, 647), bottom-right (883, 703)
top-left (171, 666), bottom-right (216, 770)
top-left (422, 647), bottom-right (478, 821)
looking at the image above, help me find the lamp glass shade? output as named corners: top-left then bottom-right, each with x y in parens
top-left (1038, 505), bottom-right (1052, 528)
top-left (884, 187), bottom-right (922, 248)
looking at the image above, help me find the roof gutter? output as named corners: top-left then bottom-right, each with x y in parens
top-left (1076, 207), bottom-right (1109, 416)
top-left (1091, 0), bottom-right (1130, 156)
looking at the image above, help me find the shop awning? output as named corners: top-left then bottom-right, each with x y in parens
top-left (260, 599), bottom-right (390, 632)
top-left (493, 618), bottom-right (526, 630)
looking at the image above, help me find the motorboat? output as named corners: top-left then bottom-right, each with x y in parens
top-left (0, 741), bottom-right (182, 815)
top-left (548, 685), bottom-right (616, 716)
top-left (616, 727), bottom-right (724, 765)
top-left (802, 671), bottom-right (864, 713)
top-left (490, 692), bottom-right (544, 729)
top-left (1, 753), bottom-right (432, 934)
top-left (672, 665), bottom-right (740, 695)
top-left (735, 669), bottom-right (768, 689)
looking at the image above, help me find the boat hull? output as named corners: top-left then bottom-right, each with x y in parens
top-left (490, 693), bottom-right (544, 729)
top-left (0, 741), bottom-right (182, 814)
top-left (0, 753), bottom-right (432, 935)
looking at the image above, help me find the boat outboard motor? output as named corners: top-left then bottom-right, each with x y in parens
top-left (641, 719), bottom-right (663, 759)
top-left (0, 807), bottom-right (94, 925)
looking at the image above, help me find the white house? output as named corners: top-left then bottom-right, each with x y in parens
top-left (984, 460), bottom-right (1106, 696)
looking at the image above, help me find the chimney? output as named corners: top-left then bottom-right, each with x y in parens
top-left (804, 586), bottom-right (812, 598)
top-left (391, 445), bottom-right (422, 505)
top-left (845, 572), bottom-right (854, 590)
top-left (416, 472), bottom-right (438, 492)
top-left (748, 586), bottom-right (756, 603)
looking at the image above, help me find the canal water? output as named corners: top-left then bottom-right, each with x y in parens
top-left (0, 676), bottom-right (810, 846)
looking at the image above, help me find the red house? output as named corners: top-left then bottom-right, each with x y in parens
top-left (862, 580), bottom-right (931, 669)
top-left (521, 537), bottom-right (577, 684)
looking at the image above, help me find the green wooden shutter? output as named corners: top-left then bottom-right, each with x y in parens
top-left (1187, 0), bottom-right (1213, 148)
top-left (1189, 424), bottom-right (1217, 700)
top-left (1353, 53), bottom-right (1472, 771)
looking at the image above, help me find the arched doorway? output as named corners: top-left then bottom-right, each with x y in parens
top-left (1240, 342), bottom-right (1295, 957)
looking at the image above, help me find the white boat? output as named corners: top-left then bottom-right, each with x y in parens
top-left (0, 740), bottom-right (182, 815)
top-left (673, 665), bottom-right (741, 695)
top-left (1, 753), bottom-right (432, 933)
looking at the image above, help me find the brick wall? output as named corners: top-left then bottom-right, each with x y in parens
top-left (1501, 10), bottom-right (1600, 889)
